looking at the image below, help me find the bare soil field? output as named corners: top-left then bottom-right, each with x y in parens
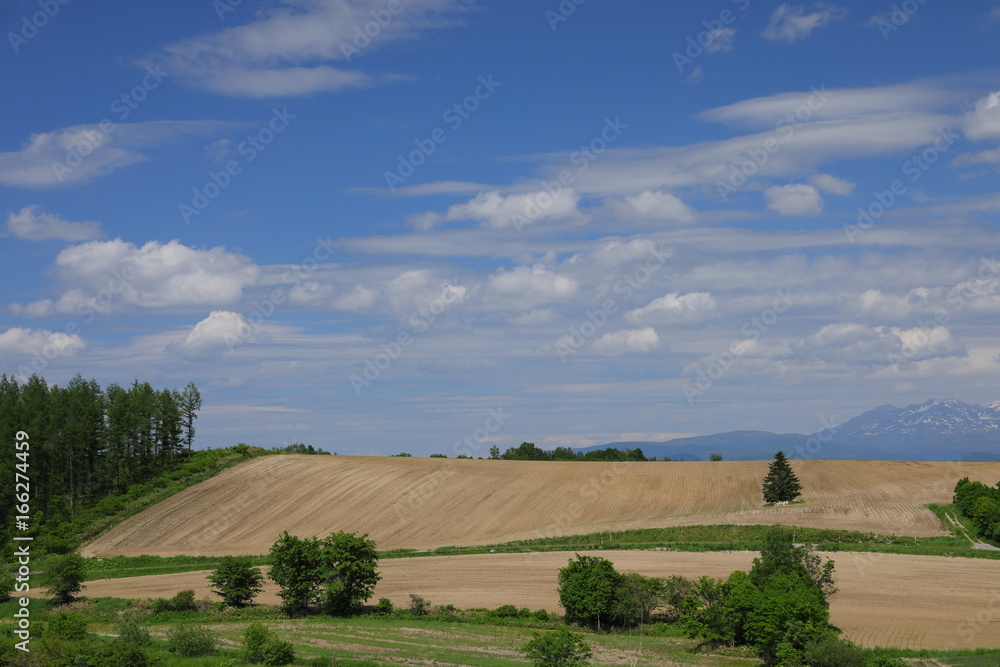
top-left (81, 456), bottom-right (1000, 558)
top-left (72, 550), bottom-right (1000, 650)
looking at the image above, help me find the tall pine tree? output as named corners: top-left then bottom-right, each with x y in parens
top-left (761, 451), bottom-right (802, 503)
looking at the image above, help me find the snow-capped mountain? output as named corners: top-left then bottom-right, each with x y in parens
top-left (834, 398), bottom-right (1000, 439)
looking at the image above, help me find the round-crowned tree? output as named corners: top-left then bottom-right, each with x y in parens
top-left (761, 451), bottom-right (802, 504)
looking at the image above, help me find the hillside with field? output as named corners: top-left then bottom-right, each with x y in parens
top-left (81, 455), bottom-right (1000, 557)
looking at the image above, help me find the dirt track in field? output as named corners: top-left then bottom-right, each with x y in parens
top-left (80, 457), bottom-right (1000, 558)
top-left (73, 550), bottom-right (1000, 650)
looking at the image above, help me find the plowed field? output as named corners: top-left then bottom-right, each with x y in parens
top-left (75, 550), bottom-right (1000, 650)
top-left (80, 456), bottom-right (1000, 557)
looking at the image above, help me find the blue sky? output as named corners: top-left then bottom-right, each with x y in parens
top-left (2, 0), bottom-right (1000, 456)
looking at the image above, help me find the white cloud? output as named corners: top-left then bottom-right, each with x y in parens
top-left (793, 322), bottom-right (965, 363)
top-left (765, 184), bottom-right (823, 216)
top-left (952, 148), bottom-right (1000, 166)
top-left (5, 206), bottom-right (103, 242)
top-left (809, 173), bottom-right (855, 196)
top-left (331, 284), bottom-right (380, 312)
top-left (150, 0), bottom-right (470, 97)
top-left (626, 292), bottom-right (717, 325)
top-left (0, 327), bottom-right (86, 359)
top-left (167, 311), bottom-right (252, 360)
top-left (762, 3), bottom-right (848, 43)
top-left (14, 239), bottom-right (260, 315)
top-left (421, 189), bottom-right (581, 230)
top-left (0, 122), bottom-right (225, 188)
top-left (962, 91), bottom-right (1000, 141)
top-left (705, 28), bottom-right (735, 53)
top-left (606, 190), bottom-right (696, 224)
top-left (486, 265), bottom-right (578, 310)
top-left (990, 6), bottom-right (1000, 20)
top-left (590, 327), bottom-right (660, 356)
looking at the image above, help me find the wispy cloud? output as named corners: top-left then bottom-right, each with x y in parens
top-left (146, 0), bottom-right (473, 97)
top-left (762, 3), bottom-right (848, 43)
top-left (5, 206), bottom-right (104, 242)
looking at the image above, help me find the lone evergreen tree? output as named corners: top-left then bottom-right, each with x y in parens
top-left (761, 451), bottom-right (802, 503)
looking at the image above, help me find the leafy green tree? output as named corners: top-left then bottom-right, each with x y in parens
top-left (709, 453), bottom-right (724, 461)
top-left (209, 555), bottom-right (265, 608)
top-left (268, 532), bottom-right (325, 614)
top-left (320, 531), bottom-right (381, 615)
top-left (746, 573), bottom-right (829, 664)
top-left (42, 551), bottom-right (86, 604)
top-left (677, 575), bottom-right (732, 643)
top-left (503, 442), bottom-right (551, 460)
top-left (523, 627), bottom-right (592, 666)
top-left (557, 554), bottom-right (623, 629)
top-left (611, 573), bottom-right (664, 627)
top-left (750, 528), bottom-right (836, 599)
top-left (761, 451), bottom-right (802, 503)
top-left (489, 445), bottom-right (500, 459)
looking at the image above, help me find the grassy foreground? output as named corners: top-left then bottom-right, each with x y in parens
top-left (3, 597), bottom-right (1000, 667)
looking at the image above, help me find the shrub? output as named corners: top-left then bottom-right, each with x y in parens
top-left (166, 623), bottom-right (217, 657)
top-left (801, 632), bottom-right (867, 666)
top-left (492, 604), bottom-right (521, 618)
top-left (115, 614), bottom-right (152, 648)
top-left (47, 611), bottom-right (88, 641)
top-left (244, 622), bottom-right (271, 663)
top-left (373, 597), bottom-right (394, 616)
top-left (437, 603), bottom-right (458, 616)
top-left (243, 622), bottom-right (295, 665)
top-left (170, 588), bottom-right (198, 611)
top-left (261, 637), bottom-right (296, 666)
top-left (532, 609), bottom-right (550, 622)
top-left (408, 593), bottom-right (431, 616)
top-left (523, 627), bottom-right (592, 666)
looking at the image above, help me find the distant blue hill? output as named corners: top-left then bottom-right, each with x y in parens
top-left (580, 398), bottom-right (1000, 461)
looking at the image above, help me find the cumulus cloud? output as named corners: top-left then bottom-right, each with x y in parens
top-left (12, 239), bottom-right (260, 315)
top-left (417, 189), bottom-right (581, 230)
top-left (0, 327), bottom-right (86, 360)
top-left (794, 322), bottom-right (965, 364)
top-left (962, 91), bottom-right (1000, 141)
top-left (167, 311), bottom-right (252, 360)
top-left (590, 327), bottom-right (660, 356)
top-left (486, 265), bottom-right (578, 310)
top-left (148, 0), bottom-right (471, 97)
top-left (765, 184), bottom-right (823, 216)
top-left (384, 270), bottom-right (469, 315)
top-left (606, 190), bottom-right (696, 224)
top-left (331, 284), bottom-right (380, 312)
top-left (762, 3), bottom-right (848, 42)
top-left (626, 292), bottom-right (717, 325)
top-left (5, 206), bottom-right (103, 242)
top-left (809, 173), bottom-right (855, 196)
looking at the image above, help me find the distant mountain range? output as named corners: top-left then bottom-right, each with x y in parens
top-left (583, 398), bottom-right (1000, 462)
